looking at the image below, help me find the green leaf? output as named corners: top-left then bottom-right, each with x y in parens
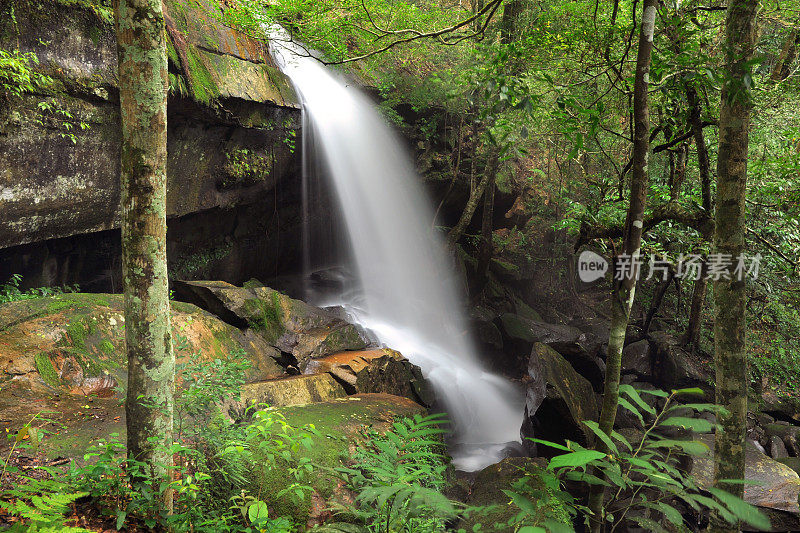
top-left (247, 500), bottom-right (269, 524)
top-left (619, 385), bottom-right (656, 415)
top-left (660, 417), bottom-right (713, 433)
top-left (617, 397), bottom-right (644, 423)
top-left (583, 420), bottom-right (618, 455)
top-left (548, 450), bottom-right (606, 470)
top-left (646, 438), bottom-right (710, 455)
top-left (672, 387), bottom-right (705, 396)
top-left (707, 488), bottom-right (771, 530)
top-left (527, 438), bottom-right (572, 452)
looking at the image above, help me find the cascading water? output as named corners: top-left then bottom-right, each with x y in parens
top-left (270, 32), bottom-right (524, 470)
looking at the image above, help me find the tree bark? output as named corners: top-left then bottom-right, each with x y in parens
top-left (588, 1), bottom-right (658, 529)
top-left (115, 0), bottom-right (175, 513)
top-left (446, 151), bottom-right (498, 249)
top-left (711, 1), bottom-right (758, 529)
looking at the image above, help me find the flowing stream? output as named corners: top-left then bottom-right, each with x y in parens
top-left (270, 32), bottom-right (523, 470)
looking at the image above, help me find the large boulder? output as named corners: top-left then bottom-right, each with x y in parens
top-left (235, 373), bottom-right (348, 411)
top-left (0, 293), bottom-right (286, 455)
top-left (173, 280), bottom-right (373, 367)
top-left (621, 339), bottom-right (653, 379)
top-left (500, 313), bottom-right (604, 390)
top-left (762, 392), bottom-right (800, 424)
top-left (521, 343), bottom-right (598, 455)
top-left (691, 435), bottom-right (800, 516)
top-left (246, 394), bottom-right (427, 524)
top-left (649, 331), bottom-right (711, 395)
top-left (0, 0), bottom-right (299, 253)
top-left (304, 349), bottom-right (434, 407)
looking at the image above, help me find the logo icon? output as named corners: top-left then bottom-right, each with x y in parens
top-left (578, 251), bottom-right (608, 283)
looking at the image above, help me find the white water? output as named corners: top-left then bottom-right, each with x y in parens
top-left (270, 32), bottom-right (523, 471)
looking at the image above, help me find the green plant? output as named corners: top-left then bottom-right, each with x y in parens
top-left (0, 274), bottom-right (79, 303)
top-left (0, 49), bottom-right (51, 100)
top-left (512, 386), bottom-right (770, 532)
top-left (35, 100), bottom-right (90, 144)
top-left (0, 476), bottom-right (91, 532)
top-left (331, 413), bottom-right (467, 533)
top-left (222, 148), bottom-right (274, 188)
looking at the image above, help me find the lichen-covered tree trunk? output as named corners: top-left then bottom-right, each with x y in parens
top-left (712, 0), bottom-right (758, 529)
top-left (114, 0), bottom-right (174, 512)
top-left (588, 1), bottom-right (657, 528)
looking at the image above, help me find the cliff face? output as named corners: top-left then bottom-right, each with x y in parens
top-left (0, 0), bottom-right (303, 289)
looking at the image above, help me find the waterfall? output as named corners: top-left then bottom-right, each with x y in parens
top-left (270, 32), bottom-right (524, 471)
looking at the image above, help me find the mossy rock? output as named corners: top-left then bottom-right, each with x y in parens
top-left (460, 457), bottom-right (570, 531)
top-left (174, 281), bottom-right (372, 367)
top-left (0, 293), bottom-right (285, 450)
top-left (247, 393), bottom-right (426, 523)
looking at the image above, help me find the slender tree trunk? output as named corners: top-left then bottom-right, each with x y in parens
top-left (683, 260), bottom-right (707, 350)
top-left (446, 151), bottom-right (498, 249)
top-left (643, 265), bottom-right (674, 334)
top-left (115, 0), bottom-right (175, 513)
top-left (686, 85), bottom-right (712, 213)
top-left (477, 173), bottom-right (495, 281)
top-left (588, 1), bottom-right (657, 529)
top-left (711, 1), bottom-right (758, 529)
top-left (770, 30), bottom-right (798, 82)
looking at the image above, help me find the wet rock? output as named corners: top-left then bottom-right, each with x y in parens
top-left (621, 339), bottom-right (652, 379)
top-left (304, 349), bottom-right (434, 407)
top-left (521, 343), bottom-right (598, 455)
top-left (765, 423), bottom-right (800, 457)
top-left (691, 434), bottom-right (800, 514)
top-left (173, 280), bottom-right (373, 366)
top-left (0, 0), bottom-right (299, 253)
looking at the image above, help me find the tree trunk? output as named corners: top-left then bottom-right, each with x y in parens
top-left (643, 265), bottom-right (674, 334)
top-left (686, 85), bottom-right (712, 213)
top-left (711, 1), bottom-right (758, 529)
top-left (446, 151), bottom-right (498, 249)
top-left (476, 173), bottom-right (495, 282)
top-left (115, 0), bottom-right (175, 513)
top-left (770, 30), bottom-right (798, 82)
top-left (683, 260), bottom-right (707, 351)
top-left (588, 1), bottom-right (658, 529)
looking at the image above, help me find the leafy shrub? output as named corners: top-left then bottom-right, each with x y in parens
top-left (510, 386), bottom-right (770, 532)
top-left (0, 274), bottom-right (79, 304)
top-left (0, 49), bottom-right (51, 100)
top-left (330, 413), bottom-right (470, 533)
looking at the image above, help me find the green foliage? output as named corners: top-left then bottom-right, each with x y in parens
top-left (222, 148), bottom-right (274, 188)
top-left (0, 274), bottom-right (79, 304)
top-left (330, 413), bottom-right (469, 533)
top-left (0, 476), bottom-right (91, 532)
top-left (0, 48), bottom-right (51, 100)
top-left (517, 387), bottom-right (769, 532)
